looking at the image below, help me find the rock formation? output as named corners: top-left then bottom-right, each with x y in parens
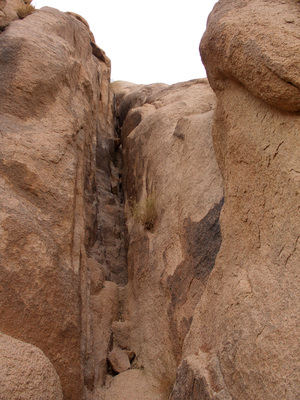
top-left (0, 0), bottom-right (299, 399)
top-left (174, 1), bottom-right (300, 399)
top-left (0, 333), bottom-right (63, 399)
top-left (98, 78), bottom-right (224, 398)
top-left (0, 5), bottom-right (118, 399)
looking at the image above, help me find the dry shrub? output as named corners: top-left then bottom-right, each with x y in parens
top-left (131, 195), bottom-right (157, 230)
top-left (17, 1), bottom-right (35, 19)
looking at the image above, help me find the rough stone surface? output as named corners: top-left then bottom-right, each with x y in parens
top-left (2, 1), bottom-right (297, 399)
top-left (0, 333), bottom-right (63, 400)
top-left (180, 1), bottom-right (300, 399)
top-left (89, 281), bottom-right (119, 388)
top-left (108, 347), bottom-right (130, 373)
top-left (0, 7), bottom-right (114, 399)
top-left (201, 0), bottom-right (300, 112)
top-left (95, 370), bottom-right (166, 400)
top-left (171, 355), bottom-right (232, 400)
top-left (111, 320), bottom-right (131, 350)
top-left (111, 79), bottom-right (224, 394)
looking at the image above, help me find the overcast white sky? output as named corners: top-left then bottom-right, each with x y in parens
top-left (33, 0), bottom-right (217, 84)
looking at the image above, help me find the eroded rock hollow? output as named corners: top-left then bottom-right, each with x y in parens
top-left (0, 1), bottom-right (299, 399)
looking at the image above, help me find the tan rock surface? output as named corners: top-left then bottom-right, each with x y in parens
top-left (107, 347), bottom-right (130, 373)
top-left (180, 1), bottom-right (300, 399)
top-left (171, 355), bottom-right (231, 400)
top-left (0, 333), bottom-right (63, 400)
top-left (90, 281), bottom-right (119, 388)
top-left (0, 6), bottom-right (113, 399)
top-left (111, 79), bottom-right (224, 395)
top-left (201, 0), bottom-right (300, 111)
top-left (96, 369), bottom-right (166, 400)
top-left (2, 1), bottom-right (297, 399)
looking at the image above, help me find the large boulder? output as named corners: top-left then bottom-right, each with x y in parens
top-left (200, 0), bottom-right (300, 112)
top-left (0, 6), bottom-right (113, 399)
top-left (95, 370), bottom-right (164, 400)
top-left (178, 1), bottom-right (300, 399)
top-left (0, 333), bottom-right (63, 400)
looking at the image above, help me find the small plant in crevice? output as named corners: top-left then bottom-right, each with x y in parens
top-left (17, 0), bottom-right (35, 19)
top-left (130, 194), bottom-right (157, 230)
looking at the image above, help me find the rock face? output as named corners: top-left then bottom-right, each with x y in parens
top-left (107, 79), bottom-right (224, 397)
top-left (108, 347), bottom-right (130, 373)
top-left (176, 1), bottom-right (300, 399)
top-left (0, 6), bottom-right (117, 399)
top-left (0, 333), bottom-right (63, 400)
top-left (200, 0), bottom-right (300, 112)
top-left (1, 1), bottom-right (298, 399)
top-left (95, 369), bottom-right (165, 400)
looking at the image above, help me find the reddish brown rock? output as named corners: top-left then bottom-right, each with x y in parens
top-left (171, 355), bottom-right (231, 400)
top-left (95, 370), bottom-right (165, 400)
top-left (0, 333), bottom-right (63, 400)
top-left (201, 0), bottom-right (300, 112)
top-left (111, 79), bottom-right (224, 395)
top-left (179, 1), bottom-right (300, 399)
top-left (90, 281), bottom-right (119, 388)
top-left (0, 6), bottom-right (113, 399)
top-left (108, 348), bottom-right (131, 374)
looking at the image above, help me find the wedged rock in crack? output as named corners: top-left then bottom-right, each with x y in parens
top-left (181, 1), bottom-right (300, 399)
top-left (0, 333), bottom-right (63, 400)
top-left (112, 79), bottom-right (224, 390)
top-left (113, 80), bottom-right (168, 126)
top-left (0, 6), bottom-right (113, 399)
top-left (108, 347), bottom-right (131, 374)
top-left (201, 0), bottom-right (300, 111)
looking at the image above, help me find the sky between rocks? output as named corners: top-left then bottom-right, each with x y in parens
top-left (33, 0), bottom-right (218, 84)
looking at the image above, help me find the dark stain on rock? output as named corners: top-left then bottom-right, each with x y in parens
top-left (167, 197), bottom-right (224, 361)
top-left (188, 197), bottom-right (224, 280)
top-left (170, 359), bottom-right (212, 400)
top-left (173, 117), bottom-right (190, 140)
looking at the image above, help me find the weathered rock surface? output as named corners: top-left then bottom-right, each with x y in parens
top-left (0, 6), bottom-right (116, 399)
top-left (171, 355), bottom-right (231, 400)
top-left (108, 347), bottom-right (130, 373)
top-left (0, 333), bottom-right (63, 400)
top-left (109, 79), bottom-right (224, 396)
top-left (178, 1), bottom-right (300, 399)
top-left (95, 370), bottom-right (165, 400)
top-left (2, 0), bottom-right (297, 399)
top-left (201, 0), bottom-right (300, 112)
